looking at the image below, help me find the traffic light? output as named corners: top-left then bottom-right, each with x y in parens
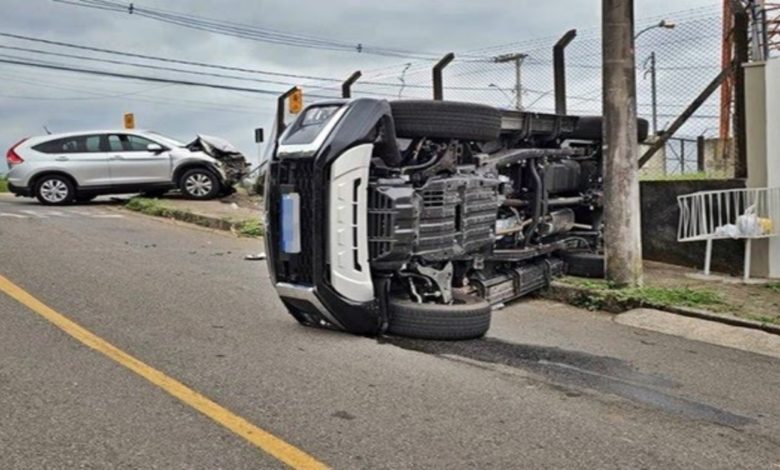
top-left (288, 88), bottom-right (303, 114)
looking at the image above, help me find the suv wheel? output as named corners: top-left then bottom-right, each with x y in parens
top-left (35, 175), bottom-right (74, 205)
top-left (387, 293), bottom-right (492, 340)
top-left (180, 169), bottom-right (220, 200)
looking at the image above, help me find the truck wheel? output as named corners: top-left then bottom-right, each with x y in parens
top-left (560, 251), bottom-right (606, 279)
top-left (390, 100), bottom-right (502, 142)
top-left (387, 293), bottom-right (491, 340)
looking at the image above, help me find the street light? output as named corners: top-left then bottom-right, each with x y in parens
top-left (636, 19), bottom-right (676, 135)
top-left (634, 19), bottom-right (676, 40)
top-left (493, 53), bottom-right (528, 110)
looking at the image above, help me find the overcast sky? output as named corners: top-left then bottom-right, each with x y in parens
top-left (1, 0), bottom-right (718, 171)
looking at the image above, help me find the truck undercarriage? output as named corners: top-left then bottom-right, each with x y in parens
top-left (265, 98), bottom-right (647, 340)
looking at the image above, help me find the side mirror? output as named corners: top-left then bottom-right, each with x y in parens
top-left (147, 143), bottom-right (164, 153)
top-left (254, 128), bottom-right (265, 143)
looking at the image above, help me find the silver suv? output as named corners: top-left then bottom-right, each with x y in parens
top-left (5, 130), bottom-right (248, 205)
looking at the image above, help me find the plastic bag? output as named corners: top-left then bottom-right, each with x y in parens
top-left (736, 205), bottom-right (762, 237)
top-left (714, 224), bottom-right (740, 238)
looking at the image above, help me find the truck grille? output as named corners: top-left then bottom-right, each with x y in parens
top-left (368, 188), bottom-right (394, 260)
top-left (275, 159), bottom-right (316, 284)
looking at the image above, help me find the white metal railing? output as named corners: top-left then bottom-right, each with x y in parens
top-left (678, 187), bottom-right (780, 280)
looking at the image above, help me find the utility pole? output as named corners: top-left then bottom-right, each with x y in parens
top-left (643, 51), bottom-right (658, 134)
top-left (603, 0), bottom-right (643, 287)
top-left (494, 53), bottom-right (527, 110)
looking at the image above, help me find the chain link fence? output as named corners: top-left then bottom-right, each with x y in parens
top-left (305, 6), bottom-right (746, 181)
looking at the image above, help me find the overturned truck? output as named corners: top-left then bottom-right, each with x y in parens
top-left (264, 98), bottom-right (647, 340)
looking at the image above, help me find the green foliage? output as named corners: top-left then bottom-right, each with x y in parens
top-left (640, 172), bottom-right (724, 182)
top-left (125, 197), bottom-right (171, 217)
top-left (562, 277), bottom-right (725, 311)
top-left (236, 218), bottom-right (263, 238)
top-left (0, 176), bottom-right (8, 193)
top-left (766, 282), bottom-right (780, 294)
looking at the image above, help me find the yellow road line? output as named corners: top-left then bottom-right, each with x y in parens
top-left (0, 274), bottom-right (328, 470)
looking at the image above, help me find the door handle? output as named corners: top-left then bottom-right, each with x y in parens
top-left (55, 156), bottom-right (69, 162)
top-left (110, 155), bottom-right (125, 161)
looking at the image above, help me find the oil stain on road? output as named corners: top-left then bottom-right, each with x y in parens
top-left (383, 336), bottom-right (755, 428)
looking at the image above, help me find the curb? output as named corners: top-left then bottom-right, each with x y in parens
top-left (542, 280), bottom-right (780, 336)
top-left (120, 203), bottom-right (261, 237)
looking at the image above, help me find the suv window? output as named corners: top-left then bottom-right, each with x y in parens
top-left (106, 134), bottom-right (159, 152)
top-left (127, 135), bottom-right (157, 151)
top-left (107, 135), bottom-right (127, 152)
top-left (33, 135), bottom-right (102, 154)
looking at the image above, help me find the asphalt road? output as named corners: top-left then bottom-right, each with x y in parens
top-left (1, 194), bottom-right (779, 469)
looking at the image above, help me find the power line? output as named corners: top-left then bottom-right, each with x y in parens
top-left (0, 44), bottom-right (301, 87)
top-left (0, 31), bottom-right (341, 82)
top-left (0, 56), bottom-right (300, 96)
top-left (52, 0), bottom-right (467, 60)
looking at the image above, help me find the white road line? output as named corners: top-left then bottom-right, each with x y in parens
top-left (0, 212), bottom-right (28, 218)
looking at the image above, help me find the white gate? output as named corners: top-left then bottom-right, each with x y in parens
top-left (677, 187), bottom-right (780, 281)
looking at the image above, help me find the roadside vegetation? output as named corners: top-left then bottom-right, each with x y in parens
top-left (0, 176), bottom-right (8, 192)
top-left (561, 278), bottom-right (726, 312)
top-left (124, 197), bottom-right (263, 238)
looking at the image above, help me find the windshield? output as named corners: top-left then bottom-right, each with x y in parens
top-left (281, 105), bottom-right (342, 146)
top-left (144, 131), bottom-right (185, 148)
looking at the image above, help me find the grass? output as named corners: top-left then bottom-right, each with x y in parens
top-left (235, 218), bottom-right (264, 237)
top-left (561, 277), bottom-right (726, 312)
top-left (640, 172), bottom-right (727, 182)
top-left (766, 282), bottom-right (780, 294)
top-left (125, 197), bottom-right (172, 217)
top-left (124, 197), bottom-right (263, 238)
top-left (0, 176), bottom-right (7, 193)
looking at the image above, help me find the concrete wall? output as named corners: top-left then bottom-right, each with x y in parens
top-left (640, 179), bottom-right (746, 275)
top-left (745, 59), bottom-right (780, 279)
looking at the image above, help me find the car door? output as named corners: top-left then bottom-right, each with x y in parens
top-left (34, 134), bottom-right (112, 187)
top-left (106, 133), bottom-right (172, 186)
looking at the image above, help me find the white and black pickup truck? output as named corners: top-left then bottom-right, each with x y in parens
top-left (263, 98), bottom-right (648, 340)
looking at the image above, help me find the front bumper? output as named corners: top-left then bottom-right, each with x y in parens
top-left (265, 153), bottom-right (383, 336)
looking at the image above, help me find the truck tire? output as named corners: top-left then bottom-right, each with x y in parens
top-left (387, 293), bottom-right (491, 340)
top-left (570, 116), bottom-right (650, 143)
top-left (390, 100), bottom-right (502, 142)
top-left (560, 251), bottom-right (606, 279)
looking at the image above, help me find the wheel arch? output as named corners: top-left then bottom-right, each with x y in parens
top-left (29, 170), bottom-right (79, 190)
top-left (172, 161), bottom-right (220, 186)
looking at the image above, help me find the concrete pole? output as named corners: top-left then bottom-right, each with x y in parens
top-left (650, 51), bottom-right (658, 135)
top-left (514, 56), bottom-right (524, 110)
top-left (603, 0), bottom-right (643, 287)
top-left (494, 53), bottom-right (527, 111)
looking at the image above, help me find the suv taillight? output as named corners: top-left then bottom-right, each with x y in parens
top-left (6, 138), bottom-right (27, 167)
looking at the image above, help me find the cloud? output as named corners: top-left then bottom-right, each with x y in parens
top-left (0, 0), bottom-right (718, 169)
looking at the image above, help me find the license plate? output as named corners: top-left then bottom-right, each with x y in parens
top-left (280, 193), bottom-right (301, 254)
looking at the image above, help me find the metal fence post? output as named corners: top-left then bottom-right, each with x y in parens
top-left (554, 29), bottom-right (577, 115)
top-left (733, 1), bottom-right (749, 179)
top-left (342, 71), bottom-right (362, 98)
top-left (697, 135), bottom-right (706, 172)
top-left (432, 53), bottom-right (455, 101)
